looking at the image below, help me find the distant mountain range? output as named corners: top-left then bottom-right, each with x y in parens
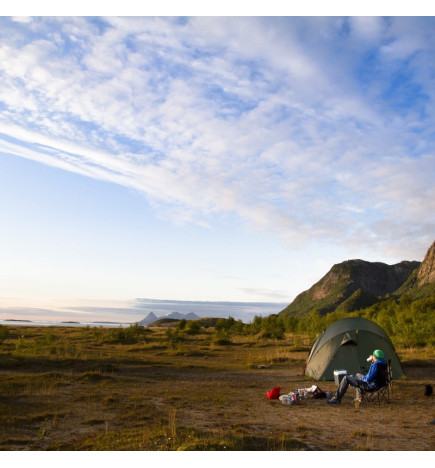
top-left (280, 240), bottom-right (435, 318)
top-left (138, 311), bottom-right (200, 325)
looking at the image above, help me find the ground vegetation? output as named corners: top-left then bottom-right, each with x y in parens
top-left (0, 323), bottom-right (433, 451)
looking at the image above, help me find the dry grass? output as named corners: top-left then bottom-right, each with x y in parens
top-left (0, 326), bottom-right (434, 451)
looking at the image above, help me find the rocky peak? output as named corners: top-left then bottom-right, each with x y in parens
top-left (280, 257), bottom-right (420, 318)
top-left (416, 240), bottom-right (435, 286)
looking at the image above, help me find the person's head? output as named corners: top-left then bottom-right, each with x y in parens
top-left (373, 349), bottom-right (384, 361)
top-left (366, 349), bottom-right (384, 362)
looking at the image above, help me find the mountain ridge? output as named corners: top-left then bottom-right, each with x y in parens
top-left (138, 311), bottom-right (200, 325)
top-left (279, 241), bottom-right (435, 318)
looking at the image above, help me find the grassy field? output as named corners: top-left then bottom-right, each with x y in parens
top-left (0, 325), bottom-right (434, 451)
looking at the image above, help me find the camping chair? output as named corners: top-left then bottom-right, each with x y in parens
top-left (360, 359), bottom-right (393, 405)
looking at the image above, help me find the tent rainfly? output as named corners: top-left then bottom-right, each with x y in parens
top-left (304, 317), bottom-right (405, 381)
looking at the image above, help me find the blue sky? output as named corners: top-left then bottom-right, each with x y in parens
top-left (0, 14), bottom-right (434, 322)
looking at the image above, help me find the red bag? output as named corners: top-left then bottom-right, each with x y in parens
top-left (267, 386), bottom-right (281, 399)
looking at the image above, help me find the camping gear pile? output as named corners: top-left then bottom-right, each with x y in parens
top-left (267, 385), bottom-right (332, 405)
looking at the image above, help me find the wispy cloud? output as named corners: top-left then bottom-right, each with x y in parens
top-left (0, 16), bottom-right (433, 258)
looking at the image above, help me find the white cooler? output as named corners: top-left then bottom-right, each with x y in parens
top-left (334, 369), bottom-right (347, 386)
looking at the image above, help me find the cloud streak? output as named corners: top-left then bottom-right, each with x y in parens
top-left (0, 16), bottom-right (434, 257)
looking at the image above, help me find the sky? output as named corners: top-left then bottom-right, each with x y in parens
top-left (0, 12), bottom-right (434, 323)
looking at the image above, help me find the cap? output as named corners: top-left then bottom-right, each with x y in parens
top-left (373, 349), bottom-right (384, 359)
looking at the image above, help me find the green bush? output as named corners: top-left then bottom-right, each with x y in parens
top-left (165, 329), bottom-right (184, 348)
top-left (259, 314), bottom-right (285, 339)
top-left (248, 316), bottom-right (263, 334)
top-left (108, 324), bottom-right (148, 344)
top-left (240, 293), bottom-right (434, 348)
top-left (185, 321), bottom-right (201, 335)
top-left (0, 325), bottom-right (8, 345)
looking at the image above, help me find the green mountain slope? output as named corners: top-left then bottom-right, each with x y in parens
top-left (334, 288), bottom-right (380, 314)
top-left (280, 259), bottom-right (420, 318)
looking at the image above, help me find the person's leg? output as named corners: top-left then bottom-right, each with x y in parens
top-left (355, 373), bottom-right (364, 400)
top-left (329, 373), bottom-right (369, 404)
top-left (334, 376), bottom-right (348, 400)
top-left (353, 375), bottom-right (371, 400)
top-left (331, 375), bottom-right (364, 402)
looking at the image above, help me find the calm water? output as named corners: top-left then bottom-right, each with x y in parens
top-left (0, 298), bottom-right (289, 325)
top-left (0, 320), bottom-right (130, 328)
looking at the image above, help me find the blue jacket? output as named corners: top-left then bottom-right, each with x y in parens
top-left (362, 358), bottom-right (387, 388)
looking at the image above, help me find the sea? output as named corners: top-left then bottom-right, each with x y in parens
top-left (0, 298), bottom-right (289, 327)
top-left (0, 320), bottom-right (130, 328)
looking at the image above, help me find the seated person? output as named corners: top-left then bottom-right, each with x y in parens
top-left (328, 349), bottom-right (387, 404)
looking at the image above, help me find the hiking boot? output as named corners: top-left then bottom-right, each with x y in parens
top-left (327, 397), bottom-right (341, 404)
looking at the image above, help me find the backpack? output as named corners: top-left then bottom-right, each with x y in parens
top-left (312, 386), bottom-right (327, 399)
top-left (266, 386), bottom-right (281, 399)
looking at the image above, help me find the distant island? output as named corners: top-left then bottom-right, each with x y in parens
top-left (93, 321), bottom-right (130, 324)
top-left (5, 319), bottom-right (33, 322)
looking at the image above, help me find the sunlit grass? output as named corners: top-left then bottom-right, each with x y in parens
top-left (0, 324), bottom-right (433, 450)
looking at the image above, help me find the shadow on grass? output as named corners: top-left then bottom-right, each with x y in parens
top-left (0, 353), bottom-right (169, 374)
top-left (49, 425), bottom-right (309, 451)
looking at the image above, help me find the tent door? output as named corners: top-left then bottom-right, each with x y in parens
top-left (340, 331), bottom-right (358, 346)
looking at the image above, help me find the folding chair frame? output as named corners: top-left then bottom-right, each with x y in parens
top-left (360, 359), bottom-right (393, 405)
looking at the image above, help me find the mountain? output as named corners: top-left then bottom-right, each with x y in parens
top-left (137, 311), bottom-right (200, 325)
top-left (164, 312), bottom-right (200, 321)
top-left (280, 258), bottom-right (420, 318)
top-left (138, 312), bottom-right (158, 325)
top-left (394, 240), bottom-right (435, 299)
top-left (415, 240), bottom-right (435, 286)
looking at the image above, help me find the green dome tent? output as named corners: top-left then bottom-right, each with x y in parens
top-left (304, 317), bottom-right (404, 381)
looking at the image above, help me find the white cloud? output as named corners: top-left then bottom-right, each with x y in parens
top-left (11, 16), bottom-right (32, 23)
top-left (0, 16), bottom-right (434, 260)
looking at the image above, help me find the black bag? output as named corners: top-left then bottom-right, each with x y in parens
top-left (312, 386), bottom-right (327, 399)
